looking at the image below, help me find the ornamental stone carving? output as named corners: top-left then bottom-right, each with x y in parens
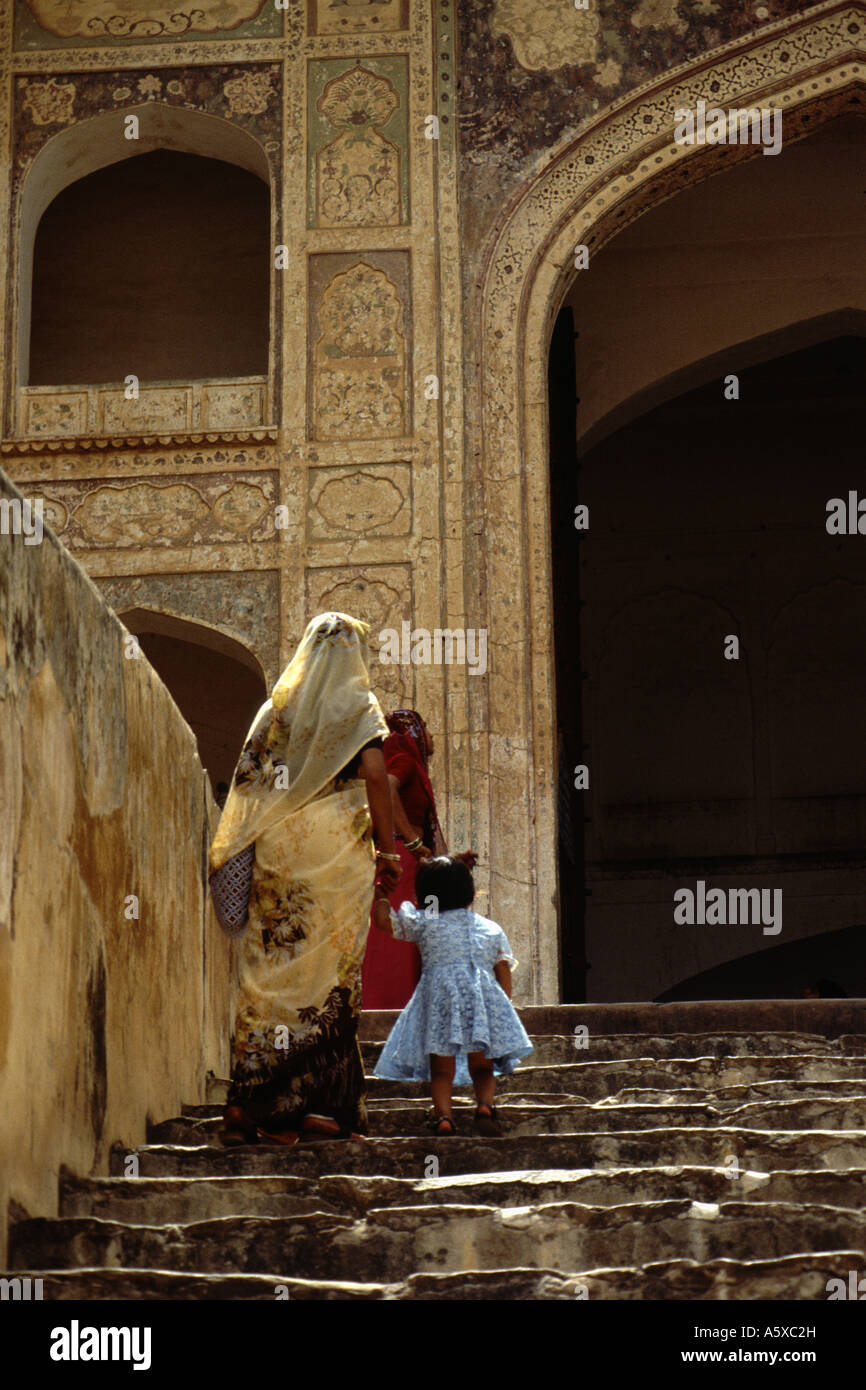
top-left (313, 262), bottom-right (406, 440)
top-left (309, 466), bottom-right (409, 539)
top-left (22, 0), bottom-right (269, 39)
top-left (315, 65), bottom-right (401, 228)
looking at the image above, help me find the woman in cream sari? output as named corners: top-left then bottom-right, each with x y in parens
top-left (209, 612), bottom-right (400, 1145)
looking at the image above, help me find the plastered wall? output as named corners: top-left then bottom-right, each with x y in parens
top-left (0, 468), bottom-right (233, 1263)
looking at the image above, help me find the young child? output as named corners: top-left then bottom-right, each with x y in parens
top-left (372, 855), bottom-right (533, 1136)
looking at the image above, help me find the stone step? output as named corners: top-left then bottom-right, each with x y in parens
top-left (588, 1080), bottom-right (866, 1107)
top-left (60, 1165), bottom-right (866, 1225)
top-left (196, 1058), bottom-right (866, 1111)
top-left (150, 1094), bottom-right (866, 1145)
top-left (367, 1055), bottom-right (866, 1099)
top-left (11, 1200), bottom-right (866, 1280)
top-left (358, 1003), bottom-right (866, 1042)
top-left (122, 1127), bottom-right (866, 1178)
top-left (365, 1079), bottom-right (866, 1108)
top-left (10, 1250), bottom-right (864, 1299)
top-left (185, 1075), bottom-right (866, 1127)
top-left (358, 1032), bottom-right (866, 1067)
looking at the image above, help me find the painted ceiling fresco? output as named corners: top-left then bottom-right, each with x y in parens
top-left (16, 0), bottom-right (280, 46)
top-left (456, 0), bottom-right (843, 255)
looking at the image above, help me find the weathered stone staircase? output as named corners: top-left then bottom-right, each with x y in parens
top-left (7, 1005), bottom-right (866, 1299)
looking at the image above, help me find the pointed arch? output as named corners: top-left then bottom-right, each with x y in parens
top-left (473, 3), bottom-right (866, 999)
top-left (118, 608), bottom-right (268, 791)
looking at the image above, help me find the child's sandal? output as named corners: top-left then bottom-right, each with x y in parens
top-left (429, 1114), bottom-right (457, 1135)
top-left (473, 1104), bottom-right (503, 1137)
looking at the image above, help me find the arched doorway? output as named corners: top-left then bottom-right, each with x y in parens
top-left (552, 334), bottom-right (866, 1001)
top-left (550, 115), bottom-right (866, 1000)
top-left (476, 16), bottom-right (866, 1000)
top-left (119, 609), bottom-right (267, 796)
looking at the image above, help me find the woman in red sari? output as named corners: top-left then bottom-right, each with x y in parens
top-left (361, 710), bottom-right (445, 1008)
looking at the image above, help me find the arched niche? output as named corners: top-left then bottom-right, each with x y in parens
top-left (29, 149), bottom-right (271, 385)
top-left (119, 607), bottom-right (268, 791)
top-left (15, 103), bottom-right (272, 393)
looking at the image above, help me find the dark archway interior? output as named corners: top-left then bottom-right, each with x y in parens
top-left (657, 924), bottom-right (864, 1002)
top-left (29, 149), bottom-right (270, 385)
top-left (135, 631), bottom-right (266, 794)
top-left (551, 332), bottom-right (866, 1001)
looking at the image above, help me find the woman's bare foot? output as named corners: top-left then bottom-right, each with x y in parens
top-left (301, 1112), bottom-right (342, 1137)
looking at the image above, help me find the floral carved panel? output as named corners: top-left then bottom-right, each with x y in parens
top-left (308, 59), bottom-right (409, 228)
top-left (309, 253), bottom-right (411, 442)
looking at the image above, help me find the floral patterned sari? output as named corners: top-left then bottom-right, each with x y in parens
top-left (228, 776), bottom-right (376, 1133)
top-left (210, 612), bottom-right (387, 1134)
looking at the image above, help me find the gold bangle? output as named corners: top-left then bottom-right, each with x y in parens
top-left (404, 836), bottom-right (423, 851)
top-left (376, 850), bottom-right (401, 862)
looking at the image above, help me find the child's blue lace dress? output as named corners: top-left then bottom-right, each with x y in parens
top-left (373, 903), bottom-right (534, 1084)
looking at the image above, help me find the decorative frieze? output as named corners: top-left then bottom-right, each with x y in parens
top-left (14, 0), bottom-right (281, 49)
top-left (308, 254), bottom-right (411, 441)
top-left (19, 472), bottom-right (278, 548)
top-left (18, 379), bottom-right (269, 439)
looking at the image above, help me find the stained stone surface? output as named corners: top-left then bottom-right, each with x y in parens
top-left (0, 468), bottom-right (234, 1272)
top-left (4, 5), bottom-right (865, 1008)
top-left (6, 1011), bottom-right (866, 1300)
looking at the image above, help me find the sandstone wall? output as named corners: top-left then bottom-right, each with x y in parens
top-left (0, 468), bottom-right (233, 1264)
top-left (2, 1), bottom-right (861, 1005)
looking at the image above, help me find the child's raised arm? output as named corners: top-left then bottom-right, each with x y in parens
top-left (373, 885), bottom-right (394, 935)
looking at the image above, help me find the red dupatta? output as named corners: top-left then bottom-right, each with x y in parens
top-left (385, 709), bottom-right (447, 855)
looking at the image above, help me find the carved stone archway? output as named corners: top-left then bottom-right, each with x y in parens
top-left (475, 2), bottom-right (866, 1000)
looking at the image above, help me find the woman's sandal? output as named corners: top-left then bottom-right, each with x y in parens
top-left (255, 1126), bottom-right (300, 1147)
top-left (299, 1113), bottom-right (366, 1142)
top-left (219, 1105), bottom-right (260, 1147)
top-left (302, 1112), bottom-right (341, 1138)
top-left (473, 1104), bottom-right (503, 1137)
top-left (429, 1114), bottom-right (457, 1135)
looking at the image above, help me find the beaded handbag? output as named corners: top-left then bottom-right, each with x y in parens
top-left (209, 844), bottom-right (255, 937)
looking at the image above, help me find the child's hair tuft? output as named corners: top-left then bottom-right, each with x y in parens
top-left (414, 855), bottom-right (475, 914)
